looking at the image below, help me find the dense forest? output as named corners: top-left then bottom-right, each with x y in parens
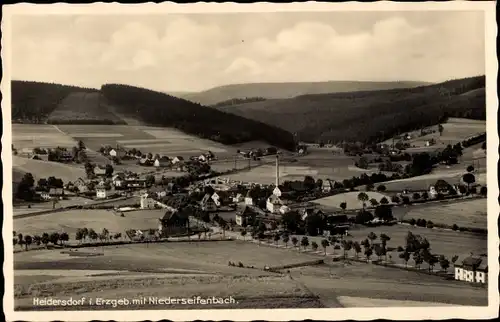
top-left (11, 81), bottom-right (98, 123)
top-left (211, 97), bottom-right (267, 108)
top-left (217, 76), bottom-right (486, 144)
top-left (100, 84), bottom-right (296, 150)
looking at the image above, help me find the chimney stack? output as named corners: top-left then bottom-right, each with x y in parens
top-left (275, 155), bottom-right (279, 187)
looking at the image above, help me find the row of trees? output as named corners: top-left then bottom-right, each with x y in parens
top-left (397, 231), bottom-right (456, 272)
top-left (13, 231), bottom-right (69, 251)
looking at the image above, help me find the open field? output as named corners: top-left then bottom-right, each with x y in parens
top-left (402, 198), bottom-right (487, 229)
top-left (381, 118), bottom-right (485, 149)
top-left (291, 263), bottom-right (486, 307)
top-left (13, 209), bottom-right (167, 239)
top-left (13, 156), bottom-right (86, 183)
top-left (13, 240), bottom-right (487, 310)
top-left (218, 155), bottom-right (392, 185)
top-left (13, 196), bottom-right (94, 217)
top-left (314, 191), bottom-right (393, 210)
top-left (12, 124), bottom-right (77, 150)
top-left (55, 124), bottom-right (231, 157)
top-left (348, 224), bottom-right (487, 258)
top-left (382, 169), bottom-right (486, 191)
top-left (14, 242), bottom-right (322, 309)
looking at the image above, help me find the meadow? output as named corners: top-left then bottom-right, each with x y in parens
top-left (381, 118), bottom-right (486, 149)
top-left (12, 124), bottom-right (76, 150)
top-left (13, 240), bottom-right (487, 310)
top-left (14, 241), bottom-right (322, 309)
top-left (314, 191), bottom-right (393, 210)
top-left (55, 124), bottom-right (231, 157)
top-left (402, 198), bottom-right (487, 229)
top-left (13, 156), bottom-right (86, 184)
top-left (13, 209), bottom-right (166, 240)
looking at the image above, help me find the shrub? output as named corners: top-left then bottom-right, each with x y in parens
top-left (377, 185), bottom-right (387, 192)
top-left (470, 186), bottom-right (477, 194)
top-left (426, 222), bottom-right (434, 229)
top-left (238, 261), bottom-right (244, 268)
top-left (452, 224), bottom-right (459, 231)
top-left (402, 196), bottom-right (411, 204)
top-left (409, 218), bottom-right (416, 226)
top-left (412, 192), bottom-right (421, 200)
top-left (397, 246), bottom-right (404, 252)
top-left (480, 186), bottom-right (487, 196)
top-left (459, 227), bottom-right (466, 232)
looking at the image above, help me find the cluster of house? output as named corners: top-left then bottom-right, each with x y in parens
top-left (100, 146), bottom-right (215, 169)
top-left (238, 146), bottom-right (278, 159)
top-left (235, 204), bottom-right (350, 235)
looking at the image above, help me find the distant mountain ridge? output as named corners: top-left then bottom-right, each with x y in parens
top-left (173, 80), bottom-right (433, 106)
top-left (213, 76), bottom-right (486, 144)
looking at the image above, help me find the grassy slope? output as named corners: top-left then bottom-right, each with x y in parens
top-left (178, 80), bottom-right (431, 106)
top-left (215, 76), bottom-right (486, 144)
top-left (47, 92), bottom-right (126, 125)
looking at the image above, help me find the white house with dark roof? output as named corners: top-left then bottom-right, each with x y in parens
top-left (172, 156), bottom-right (185, 164)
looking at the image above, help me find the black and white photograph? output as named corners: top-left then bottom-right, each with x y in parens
top-left (2, 2), bottom-right (498, 321)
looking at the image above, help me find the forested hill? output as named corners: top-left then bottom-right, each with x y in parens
top-left (11, 81), bottom-right (98, 123)
top-left (100, 84), bottom-right (296, 150)
top-left (178, 80), bottom-right (431, 106)
top-left (215, 76), bottom-right (486, 144)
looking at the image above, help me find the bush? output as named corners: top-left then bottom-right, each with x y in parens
top-left (238, 261), bottom-right (244, 268)
top-left (412, 192), bottom-right (421, 200)
top-left (397, 246), bottom-right (404, 252)
top-left (377, 185), bottom-right (387, 192)
top-left (426, 222), bottom-right (434, 229)
top-left (402, 196), bottom-right (411, 204)
top-left (409, 218), bottom-right (416, 226)
top-left (459, 227), bottom-right (466, 232)
top-left (480, 186), bottom-right (487, 196)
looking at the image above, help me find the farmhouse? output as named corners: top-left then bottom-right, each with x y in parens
top-left (154, 157), bottom-right (171, 168)
top-left (140, 193), bottom-right (156, 209)
top-left (158, 208), bottom-right (190, 235)
top-left (109, 148), bottom-right (126, 159)
top-left (94, 165), bottom-right (107, 177)
top-left (454, 255), bottom-right (488, 284)
top-left (200, 193), bottom-right (217, 212)
top-left (149, 186), bottom-right (168, 199)
top-left (48, 188), bottom-right (65, 198)
top-left (232, 193), bottom-right (244, 203)
top-left (236, 206), bottom-right (257, 226)
top-left (322, 179), bottom-right (335, 193)
top-left (172, 156), bottom-right (185, 165)
top-left (35, 191), bottom-right (51, 201)
top-left (244, 193), bottom-right (255, 206)
top-left (96, 188), bottom-right (107, 199)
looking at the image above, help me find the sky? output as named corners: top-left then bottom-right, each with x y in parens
top-left (11, 11), bottom-right (485, 92)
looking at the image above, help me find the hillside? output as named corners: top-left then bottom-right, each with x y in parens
top-left (11, 81), bottom-right (98, 123)
top-left (215, 76), bottom-right (486, 144)
top-left (10, 81), bottom-right (296, 150)
top-left (47, 92), bottom-right (127, 125)
top-left (178, 80), bottom-right (431, 106)
top-left (99, 84), bottom-right (296, 150)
